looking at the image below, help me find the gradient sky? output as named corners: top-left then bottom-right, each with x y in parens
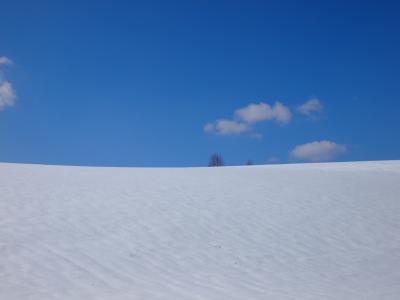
top-left (1, 0), bottom-right (399, 166)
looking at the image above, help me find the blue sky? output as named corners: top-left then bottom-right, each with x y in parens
top-left (0, 0), bottom-right (399, 166)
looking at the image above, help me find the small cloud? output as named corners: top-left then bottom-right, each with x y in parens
top-left (204, 119), bottom-right (249, 135)
top-left (203, 123), bottom-right (215, 133)
top-left (250, 133), bottom-right (263, 139)
top-left (0, 81), bottom-right (16, 110)
top-left (0, 56), bottom-right (13, 65)
top-left (0, 56), bottom-right (16, 111)
top-left (271, 102), bottom-right (292, 124)
top-left (290, 140), bottom-right (346, 162)
top-left (267, 156), bottom-right (280, 164)
top-left (297, 98), bottom-right (323, 117)
top-left (235, 101), bottom-right (291, 124)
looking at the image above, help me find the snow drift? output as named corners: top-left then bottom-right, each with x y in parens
top-left (1, 161), bottom-right (400, 299)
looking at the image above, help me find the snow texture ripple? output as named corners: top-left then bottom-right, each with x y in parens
top-left (1, 161), bottom-right (400, 299)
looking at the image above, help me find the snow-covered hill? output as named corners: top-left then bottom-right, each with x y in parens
top-left (1, 161), bottom-right (400, 299)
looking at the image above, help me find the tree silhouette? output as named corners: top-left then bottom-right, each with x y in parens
top-left (208, 153), bottom-right (224, 167)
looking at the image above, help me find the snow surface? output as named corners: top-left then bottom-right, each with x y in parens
top-left (1, 161), bottom-right (400, 300)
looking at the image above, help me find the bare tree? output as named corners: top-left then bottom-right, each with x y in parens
top-left (208, 153), bottom-right (224, 167)
top-left (246, 160), bottom-right (253, 165)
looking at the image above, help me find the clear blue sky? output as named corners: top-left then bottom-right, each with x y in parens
top-left (0, 0), bottom-right (399, 166)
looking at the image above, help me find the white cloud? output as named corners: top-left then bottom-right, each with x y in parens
top-left (290, 140), bottom-right (346, 162)
top-left (204, 119), bottom-right (249, 135)
top-left (235, 102), bottom-right (291, 124)
top-left (204, 101), bottom-right (291, 137)
top-left (297, 98), bottom-right (323, 117)
top-left (0, 81), bottom-right (16, 110)
top-left (0, 56), bottom-right (16, 110)
top-left (0, 56), bottom-right (13, 65)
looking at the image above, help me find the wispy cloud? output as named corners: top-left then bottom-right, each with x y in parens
top-left (249, 132), bottom-right (263, 139)
top-left (204, 119), bottom-right (249, 135)
top-left (0, 56), bottom-right (13, 65)
top-left (0, 56), bottom-right (16, 110)
top-left (297, 98), bottom-right (323, 117)
top-left (267, 156), bottom-right (280, 164)
top-left (290, 140), bottom-right (346, 162)
top-left (204, 101), bottom-right (291, 137)
top-left (0, 81), bottom-right (16, 110)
